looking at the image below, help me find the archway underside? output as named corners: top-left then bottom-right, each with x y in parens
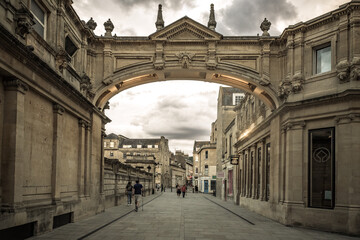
top-left (95, 68), bottom-right (279, 111)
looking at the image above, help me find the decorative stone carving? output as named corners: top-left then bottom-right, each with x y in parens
top-left (86, 17), bottom-right (97, 31)
top-left (53, 104), bottom-right (65, 115)
top-left (104, 101), bottom-right (110, 110)
top-left (248, 83), bottom-right (257, 92)
top-left (208, 4), bottom-right (217, 31)
top-left (260, 18), bottom-right (271, 37)
top-left (3, 78), bottom-right (29, 94)
top-left (278, 79), bottom-right (292, 99)
top-left (155, 4), bottom-right (164, 31)
top-left (56, 47), bottom-right (71, 73)
top-left (350, 57), bottom-right (360, 81)
top-left (336, 60), bottom-right (350, 83)
top-left (80, 72), bottom-right (91, 91)
top-left (176, 52), bottom-right (195, 68)
top-left (291, 73), bottom-right (304, 93)
top-left (15, 4), bottom-right (35, 39)
top-left (104, 19), bottom-right (114, 37)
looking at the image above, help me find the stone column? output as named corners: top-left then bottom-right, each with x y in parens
top-left (78, 119), bottom-right (86, 197)
top-left (52, 103), bottom-right (65, 204)
top-left (2, 78), bottom-right (28, 209)
top-left (100, 130), bottom-right (106, 194)
top-left (85, 123), bottom-right (91, 196)
top-left (279, 125), bottom-right (287, 203)
top-left (284, 121), bottom-right (305, 205)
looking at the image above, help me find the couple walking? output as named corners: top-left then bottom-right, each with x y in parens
top-left (176, 184), bottom-right (187, 198)
top-left (125, 180), bottom-right (143, 212)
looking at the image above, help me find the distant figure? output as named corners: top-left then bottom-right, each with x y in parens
top-left (161, 184), bottom-right (164, 192)
top-left (126, 181), bottom-right (133, 205)
top-left (181, 185), bottom-right (187, 198)
top-left (195, 185), bottom-right (198, 192)
top-left (176, 185), bottom-right (181, 197)
top-left (133, 180), bottom-right (143, 212)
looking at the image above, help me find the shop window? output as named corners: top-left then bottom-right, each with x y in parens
top-left (30, 0), bottom-right (46, 38)
top-left (314, 45), bottom-right (331, 74)
top-left (265, 143), bottom-right (270, 201)
top-left (309, 128), bottom-right (335, 208)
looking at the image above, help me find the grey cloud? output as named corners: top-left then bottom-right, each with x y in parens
top-left (220, 0), bottom-right (298, 36)
top-left (110, 0), bottom-right (194, 11)
top-left (157, 97), bottom-right (188, 110)
top-left (145, 126), bottom-right (209, 140)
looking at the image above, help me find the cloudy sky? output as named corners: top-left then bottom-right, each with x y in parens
top-left (73, 0), bottom-right (348, 155)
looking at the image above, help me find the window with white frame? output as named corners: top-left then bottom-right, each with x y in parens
top-left (30, 0), bottom-right (46, 38)
top-left (137, 145), bottom-right (142, 148)
top-left (110, 142), bottom-right (115, 148)
top-left (315, 45), bottom-right (331, 74)
top-left (154, 145), bottom-right (158, 148)
top-left (233, 93), bottom-right (244, 105)
top-left (147, 145), bottom-right (153, 148)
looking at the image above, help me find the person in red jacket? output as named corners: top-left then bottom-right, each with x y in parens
top-left (181, 185), bottom-right (187, 198)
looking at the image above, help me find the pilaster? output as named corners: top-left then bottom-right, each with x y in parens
top-left (78, 119), bottom-right (87, 197)
top-left (52, 103), bottom-right (65, 204)
top-left (1, 78), bottom-right (28, 209)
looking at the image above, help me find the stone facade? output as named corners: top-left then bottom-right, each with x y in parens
top-left (104, 134), bottom-right (171, 187)
top-left (0, 0), bottom-right (359, 236)
top-left (193, 141), bottom-right (217, 193)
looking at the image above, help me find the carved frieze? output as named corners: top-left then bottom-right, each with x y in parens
top-left (56, 48), bottom-right (71, 73)
top-left (278, 73), bottom-right (304, 99)
top-left (336, 60), bottom-right (350, 83)
top-left (15, 4), bottom-right (35, 39)
top-left (350, 57), bottom-right (360, 81)
top-left (176, 52), bottom-right (195, 68)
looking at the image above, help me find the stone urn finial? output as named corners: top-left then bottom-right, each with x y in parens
top-left (104, 19), bottom-right (114, 37)
top-left (208, 3), bottom-right (217, 31)
top-left (86, 17), bottom-right (97, 31)
top-left (155, 4), bottom-right (164, 31)
top-left (260, 18), bottom-right (271, 36)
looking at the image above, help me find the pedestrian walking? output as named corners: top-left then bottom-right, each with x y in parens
top-left (181, 185), bottom-right (187, 198)
top-left (133, 180), bottom-right (143, 212)
top-left (176, 184), bottom-right (181, 197)
top-left (126, 181), bottom-right (133, 205)
top-left (161, 184), bottom-right (163, 192)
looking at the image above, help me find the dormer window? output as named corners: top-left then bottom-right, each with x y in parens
top-left (30, 0), bottom-right (46, 38)
top-left (65, 36), bottom-right (78, 57)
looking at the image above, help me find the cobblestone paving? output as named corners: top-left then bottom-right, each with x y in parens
top-left (29, 192), bottom-right (359, 240)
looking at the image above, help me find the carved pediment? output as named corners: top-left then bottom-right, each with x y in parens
top-left (150, 16), bottom-right (222, 41)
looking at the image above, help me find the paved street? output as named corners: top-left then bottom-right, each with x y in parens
top-left (29, 192), bottom-right (359, 240)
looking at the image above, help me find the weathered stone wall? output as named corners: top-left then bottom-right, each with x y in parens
top-left (104, 158), bottom-right (153, 208)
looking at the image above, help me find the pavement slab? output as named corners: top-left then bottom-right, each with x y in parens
top-left (29, 192), bottom-right (359, 240)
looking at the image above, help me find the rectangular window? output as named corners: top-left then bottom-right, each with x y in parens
top-left (205, 150), bottom-right (208, 159)
top-left (210, 180), bottom-right (216, 190)
top-left (109, 142), bottom-right (114, 148)
top-left (229, 135), bottom-right (232, 156)
top-left (315, 45), bottom-right (331, 74)
top-left (196, 167), bottom-right (198, 173)
top-left (257, 147), bottom-right (261, 199)
top-left (137, 145), bottom-right (142, 148)
top-left (154, 145), bottom-right (158, 148)
top-left (265, 143), bottom-right (270, 201)
top-left (228, 169), bottom-right (233, 195)
top-left (147, 145), bottom-right (153, 148)
top-left (205, 165), bottom-right (209, 176)
top-left (309, 128), bottom-right (335, 208)
top-left (250, 151), bottom-right (254, 197)
top-left (110, 152), bottom-right (114, 157)
top-left (103, 142), bottom-right (107, 148)
top-left (123, 145), bottom-right (132, 148)
top-left (30, 0), bottom-right (46, 38)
